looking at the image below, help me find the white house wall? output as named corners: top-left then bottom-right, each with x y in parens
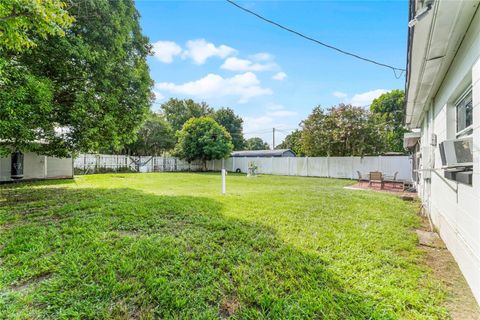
top-left (417, 9), bottom-right (480, 303)
top-left (46, 156), bottom-right (73, 178)
top-left (0, 152), bottom-right (73, 182)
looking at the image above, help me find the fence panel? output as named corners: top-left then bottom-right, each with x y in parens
top-left (292, 157), bottom-right (308, 176)
top-left (207, 156), bottom-right (412, 181)
top-left (353, 156), bottom-right (380, 179)
top-left (75, 154), bottom-right (203, 174)
top-left (379, 156), bottom-right (412, 181)
top-left (74, 154), bottom-right (412, 182)
top-left (272, 157), bottom-right (289, 175)
top-left (307, 157), bottom-right (329, 177)
top-left (328, 157), bottom-right (353, 179)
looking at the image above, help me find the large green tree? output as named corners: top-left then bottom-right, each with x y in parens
top-left (161, 98), bottom-right (213, 132)
top-left (276, 130), bottom-right (304, 156)
top-left (0, 0), bottom-right (73, 52)
top-left (370, 89), bottom-right (407, 153)
top-left (245, 137), bottom-right (270, 151)
top-left (0, 61), bottom-right (58, 156)
top-left (175, 117), bottom-right (233, 170)
top-left (124, 113), bottom-right (175, 156)
top-left (301, 104), bottom-right (387, 157)
top-left (212, 107), bottom-right (245, 150)
top-left (0, 0), bottom-right (74, 156)
top-left (1, 0), bottom-right (153, 157)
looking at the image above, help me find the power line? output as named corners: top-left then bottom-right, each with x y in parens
top-left (225, 0), bottom-right (406, 79)
top-left (275, 130), bottom-right (289, 136)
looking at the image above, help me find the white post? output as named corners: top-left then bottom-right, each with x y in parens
top-left (306, 157), bottom-right (309, 176)
top-left (327, 156), bottom-right (330, 178)
top-left (221, 158), bottom-right (226, 195)
top-left (44, 156), bottom-right (48, 178)
top-left (351, 155), bottom-right (354, 180)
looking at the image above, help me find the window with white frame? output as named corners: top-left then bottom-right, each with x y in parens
top-left (456, 88), bottom-right (473, 137)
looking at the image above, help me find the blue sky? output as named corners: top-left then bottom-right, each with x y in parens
top-left (136, 0), bottom-right (408, 146)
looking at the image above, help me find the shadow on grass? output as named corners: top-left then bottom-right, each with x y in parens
top-left (0, 177), bottom-right (76, 189)
top-left (0, 186), bottom-right (396, 319)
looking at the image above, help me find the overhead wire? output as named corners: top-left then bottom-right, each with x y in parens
top-left (225, 0), bottom-right (406, 79)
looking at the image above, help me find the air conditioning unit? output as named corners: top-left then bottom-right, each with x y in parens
top-left (439, 137), bottom-right (473, 168)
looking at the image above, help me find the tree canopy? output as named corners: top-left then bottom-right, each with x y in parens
top-left (0, 0), bottom-right (74, 52)
top-left (0, 0), bottom-right (153, 157)
top-left (301, 104), bottom-right (387, 157)
top-left (175, 117), bottom-right (233, 169)
top-left (212, 107), bottom-right (245, 150)
top-left (370, 90), bottom-right (407, 153)
top-left (276, 130), bottom-right (304, 156)
top-left (124, 113), bottom-right (175, 156)
top-left (245, 137), bottom-right (270, 151)
top-left (161, 98), bottom-right (213, 132)
top-left (0, 61), bottom-right (56, 156)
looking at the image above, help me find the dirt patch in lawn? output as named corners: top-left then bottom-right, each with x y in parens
top-left (117, 230), bottom-right (143, 237)
top-left (417, 217), bottom-right (480, 319)
top-left (10, 272), bottom-right (52, 293)
top-left (219, 295), bottom-right (241, 318)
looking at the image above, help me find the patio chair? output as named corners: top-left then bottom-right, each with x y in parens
top-left (384, 172), bottom-right (401, 189)
top-left (369, 171), bottom-right (384, 189)
top-left (356, 171), bottom-right (363, 181)
top-left (384, 171), bottom-right (399, 181)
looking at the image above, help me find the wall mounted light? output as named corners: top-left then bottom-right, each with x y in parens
top-left (408, 0), bottom-right (434, 28)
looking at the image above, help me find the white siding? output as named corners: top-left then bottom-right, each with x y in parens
top-left (46, 156), bottom-right (73, 178)
top-left (417, 10), bottom-right (480, 303)
top-left (0, 153), bottom-right (73, 182)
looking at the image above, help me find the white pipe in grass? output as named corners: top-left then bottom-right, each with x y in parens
top-left (222, 158), bottom-right (226, 195)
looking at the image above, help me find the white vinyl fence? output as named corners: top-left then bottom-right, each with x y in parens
top-left (207, 156), bottom-right (413, 181)
top-left (74, 154), bottom-right (203, 174)
top-left (74, 154), bottom-right (413, 181)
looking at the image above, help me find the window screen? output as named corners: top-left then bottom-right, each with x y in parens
top-left (456, 90), bottom-right (472, 135)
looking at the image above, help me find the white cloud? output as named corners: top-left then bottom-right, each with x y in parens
top-left (244, 116), bottom-right (275, 131)
top-left (272, 72), bottom-right (287, 81)
top-left (156, 72), bottom-right (272, 103)
top-left (243, 115), bottom-right (294, 147)
top-left (153, 90), bottom-right (165, 101)
top-left (250, 52), bottom-right (274, 61)
top-left (267, 110), bottom-right (297, 117)
top-left (267, 103), bottom-right (285, 111)
top-left (349, 89), bottom-right (388, 107)
top-left (264, 104), bottom-right (297, 117)
top-left (243, 103), bottom-right (298, 146)
top-left (221, 57), bottom-right (276, 72)
top-left (332, 91), bottom-right (348, 99)
top-left (152, 41), bottom-right (182, 63)
top-left (182, 39), bottom-right (236, 64)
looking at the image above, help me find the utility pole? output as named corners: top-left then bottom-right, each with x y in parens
top-left (272, 127), bottom-right (275, 150)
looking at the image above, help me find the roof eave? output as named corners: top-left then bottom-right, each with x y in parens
top-left (405, 0), bottom-right (479, 129)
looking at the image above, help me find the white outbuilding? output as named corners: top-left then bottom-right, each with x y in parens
top-left (0, 152), bottom-right (73, 183)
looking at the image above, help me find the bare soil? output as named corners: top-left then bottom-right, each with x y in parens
top-left (418, 217), bottom-right (480, 319)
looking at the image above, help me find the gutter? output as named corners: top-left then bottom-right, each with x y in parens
top-left (404, 0), bottom-right (416, 127)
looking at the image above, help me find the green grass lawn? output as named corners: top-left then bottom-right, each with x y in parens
top-left (0, 173), bottom-right (447, 319)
